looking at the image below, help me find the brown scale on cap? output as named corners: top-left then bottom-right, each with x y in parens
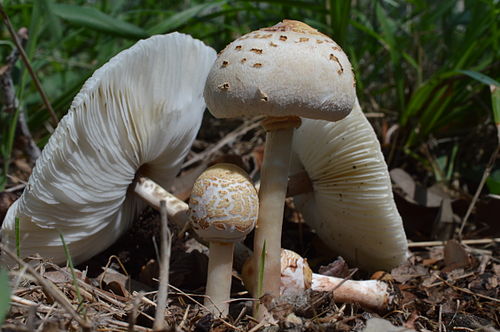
top-left (260, 19), bottom-right (326, 37)
top-left (189, 163), bottom-right (258, 242)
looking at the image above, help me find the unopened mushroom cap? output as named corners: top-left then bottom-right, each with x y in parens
top-left (1, 33), bottom-right (217, 265)
top-left (204, 20), bottom-right (356, 122)
top-left (290, 98), bottom-right (408, 271)
top-left (189, 163), bottom-right (258, 243)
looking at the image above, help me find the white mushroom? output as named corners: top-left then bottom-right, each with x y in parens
top-left (1, 33), bottom-right (216, 265)
top-left (290, 97), bottom-right (408, 271)
top-left (203, 19), bottom-right (356, 299)
top-left (189, 163), bottom-right (258, 317)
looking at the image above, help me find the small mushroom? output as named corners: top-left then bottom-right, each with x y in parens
top-left (204, 19), bottom-right (356, 300)
top-left (1, 33), bottom-right (216, 265)
top-left (243, 249), bottom-right (395, 311)
top-left (289, 97), bottom-right (408, 271)
top-left (189, 163), bottom-right (258, 316)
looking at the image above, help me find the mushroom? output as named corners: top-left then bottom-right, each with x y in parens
top-left (203, 19), bottom-right (356, 299)
top-left (289, 97), bottom-right (408, 271)
top-left (189, 163), bottom-right (258, 316)
top-left (243, 249), bottom-right (396, 311)
top-left (1, 33), bottom-right (217, 265)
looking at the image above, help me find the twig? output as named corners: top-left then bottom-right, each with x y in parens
top-left (0, 3), bottom-right (58, 126)
top-left (182, 119), bottom-right (261, 168)
top-left (128, 291), bottom-right (143, 332)
top-left (108, 319), bottom-right (152, 332)
top-left (458, 144), bottom-right (500, 238)
top-left (153, 200), bottom-right (172, 331)
top-left (177, 304), bottom-right (190, 331)
top-left (435, 274), bottom-right (500, 303)
top-left (408, 238), bottom-right (500, 248)
top-left (0, 245), bottom-right (92, 330)
top-left (10, 294), bottom-right (64, 314)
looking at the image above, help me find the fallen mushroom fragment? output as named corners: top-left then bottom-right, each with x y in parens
top-left (189, 163), bottom-right (258, 316)
top-left (1, 33), bottom-right (216, 265)
top-left (204, 19), bottom-right (356, 300)
top-left (243, 249), bottom-right (396, 311)
top-left (290, 97), bottom-right (408, 271)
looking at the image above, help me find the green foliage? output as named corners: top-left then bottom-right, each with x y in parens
top-left (0, 269), bottom-right (11, 325)
top-left (0, 0), bottom-right (498, 188)
top-left (59, 233), bottom-right (83, 306)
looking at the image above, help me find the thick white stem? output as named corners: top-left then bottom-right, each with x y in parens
top-left (133, 176), bottom-right (189, 228)
top-left (205, 242), bottom-right (234, 317)
top-left (312, 274), bottom-right (392, 310)
top-left (253, 128), bottom-right (294, 299)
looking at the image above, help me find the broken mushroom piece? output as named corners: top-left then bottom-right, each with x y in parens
top-left (1, 33), bottom-right (217, 265)
top-left (189, 163), bottom-right (258, 317)
top-left (290, 97), bottom-right (408, 271)
top-left (204, 19), bottom-right (356, 299)
top-left (243, 249), bottom-right (395, 311)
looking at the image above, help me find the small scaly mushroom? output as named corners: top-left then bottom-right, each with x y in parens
top-left (189, 163), bottom-right (258, 317)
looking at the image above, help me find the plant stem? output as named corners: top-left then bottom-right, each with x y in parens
top-left (153, 200), bottom-right (171, 331)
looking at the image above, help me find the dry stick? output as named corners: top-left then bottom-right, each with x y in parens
top-left (0, 4), bottom-right (58, 126)
top-left (128, 292), bottom-right (143, 332)
top-left (458, 143), bottom-right (500, 238)
top-left (182, 119), bottom-right (261, 168)
top-left (408, 238), bottom-right (500, 248)
top-left (153, 200), bottom-right (172, 331)
top-left (0, 245), bottom-right (92, 330)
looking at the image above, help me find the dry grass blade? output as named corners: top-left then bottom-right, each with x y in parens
top-left (0, 244), bottom-right (92, 330)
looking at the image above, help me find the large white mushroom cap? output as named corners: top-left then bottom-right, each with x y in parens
top-left (1, 33), bottom-right (216, 265)
top-left (290, 98), bottom-right (408, 271)
top-left (204, 20), bottom-right (356, 122)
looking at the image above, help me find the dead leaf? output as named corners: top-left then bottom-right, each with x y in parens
top-left (443, 240), bottom-right (470, 271)
top-left (318, 257), bottom-right (350, 278)
top-left (361, 317), bottom-right (416, 332)
top-left (98, 267), bottom-right (130, 297)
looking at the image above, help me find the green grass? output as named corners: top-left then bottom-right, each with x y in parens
top-left (0, 0), bottom-right (498, 189)
top-left (59, 233), bottom-right (83, 308)
top-left (0, 269), bottom-right (11, 325)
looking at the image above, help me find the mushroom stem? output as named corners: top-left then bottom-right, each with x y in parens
top-left (253, 125), bottom-right (296, 299)
top-left (205, 241), bottom-right (234, 316)
top-left (133, 176), bottom-right (189, 229)
top-left (312, 274), bottom-right (392, 311)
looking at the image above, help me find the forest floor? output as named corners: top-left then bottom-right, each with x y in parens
top-left (1, 115), bottom-right (499, 331)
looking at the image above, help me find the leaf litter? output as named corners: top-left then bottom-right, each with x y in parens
top-left (1, 117), bottom-right (499, 331)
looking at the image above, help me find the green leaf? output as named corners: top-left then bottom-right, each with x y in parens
top-left (257, 241), bottom-right (266, 300)
top-left (51, 4), bottom-right (148, 39)
top-left (148, 2), bottom-right (226, 34)
top-left (15, 217), bottom-right (20, 258)
top-left (0, 269), bottom-right (11, 325)
top-left (486, 169), bottom-right (500, 195)
top-left (491, 85), bottom-right (500, 125)
top-left (458, 70), bottom-right (500, 87)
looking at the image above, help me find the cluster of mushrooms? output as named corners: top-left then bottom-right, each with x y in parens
top-left (1, 20), bottom-right (408, 319)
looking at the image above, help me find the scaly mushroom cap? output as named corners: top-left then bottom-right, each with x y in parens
top-left (204, 20), bottom-right (356, 121)
top-left (189, 164), bottom-right (258, 243)
top-left (1, 33), bottom-right (216, 265)
top-left (290, 98), bottom-right (408, 271)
